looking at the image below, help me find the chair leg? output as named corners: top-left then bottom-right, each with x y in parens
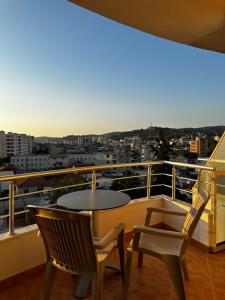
top-left (181, 258), bottom-right (189, 281)
top-left (137, 252), bottom-right (143, 268)
top-left (164, 256), bottom-right (186, 300)
top-left (124, 249), bottom-right (133, 300)
top-left (118, 230), bottom-right (125, 281)
top-left (92, 262), bottom-right (105, 300)
top-left (42, 261), bottom-right (57, 300)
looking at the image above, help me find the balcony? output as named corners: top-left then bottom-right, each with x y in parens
top-left (0, 235), bottom-right (225, 300)
top-left (0, 156), bottom-right (225, 299)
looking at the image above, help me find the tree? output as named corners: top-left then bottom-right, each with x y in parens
top-left (110, 170), bottom-right (146, 199)
top-left (207, 137), bottom-right (218, 156)
top-left (150, 129), bottom-right (174, 197)
top-left (150, 137), bottom-right (172, 161)
top-left (0, 157), bottom-right (10, 164)
top-left (50, 175), bottom-right (87, 204)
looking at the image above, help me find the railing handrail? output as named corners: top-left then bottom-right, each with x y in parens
top-left (0, 161), bottom-right (163, 182)
top-left (0, 159), bottom-right (218, 237)
top-left (0, 160), bottom-right (214, 183)
top-left (164, 160), bottom-right (215, 171)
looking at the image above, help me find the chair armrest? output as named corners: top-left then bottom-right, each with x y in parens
top-left (94, 223), bottom-right (125, 250)
top-left (133, 225), bottom-right (188, 240)
top-left (145, 207), bottom-right (187, 227)
top-left (147, 207), bottom-right (187, 216)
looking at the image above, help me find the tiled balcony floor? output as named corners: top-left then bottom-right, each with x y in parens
top-left (0, 236), bottom-right (225, 300)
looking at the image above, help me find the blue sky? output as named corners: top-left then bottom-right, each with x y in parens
top-left (1, 0), bottom-right (225, 137)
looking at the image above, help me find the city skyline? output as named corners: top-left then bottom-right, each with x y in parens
top-left (1, 124), bottom-right (224, 139)
top-left (1, 0), bottom-right (225, 137)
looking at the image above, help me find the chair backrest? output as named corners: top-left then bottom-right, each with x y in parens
top-left (28, 206), bottom-right (97, 274)
top-left (181, 189), bottom-right (210, 255)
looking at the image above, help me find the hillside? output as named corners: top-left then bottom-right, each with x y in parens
top-left (104, 126), bottom-right (225, 140)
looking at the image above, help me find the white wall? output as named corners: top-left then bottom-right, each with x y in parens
top-left (0, 225), bottom-right (46, 281)
top-left (217, 194), bottom-right (225, 244)
top-left (0, 195), bottom-right (211, 282)
top-left (162, 196), bottom-right (210, 246)
top-left (95, 196), bottom-right (163, 237)
top-left (11, 155), bottom-right (50, 171)
top-left (0, 197), bottom-right (163, 281)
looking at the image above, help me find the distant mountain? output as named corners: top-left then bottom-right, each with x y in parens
top-left (34, 126), bottom-right (225, 141)
top-left (104, 126), bottom-right (225, 140)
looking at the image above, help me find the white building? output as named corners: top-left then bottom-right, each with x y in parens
top-left (49, 156), bottom-right (69, 169)
top-left (0, 131), bottom-right (6, 158)
top-left (10, 150), bottom-right (131, 171)
top-left (132, 136), bottom-right (142, 143)
top-left (78, 135), bottom-right (98, 145)
top-left (34, 137), bottom-right (63, 144)
top-left (11, 154), bottom-right (50, 171)
top-left (6, 132), bottom-right (33, 156)
top-left (97, 135), bottom-right (107, 143)
top-left (179, 136), bottom-right (190, 146)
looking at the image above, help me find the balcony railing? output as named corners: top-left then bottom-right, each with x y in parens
top-left (0, 160), bottom-right (216, 237)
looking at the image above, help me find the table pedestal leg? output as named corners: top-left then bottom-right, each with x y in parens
top-left (105, 261), bottom-right (121, 273)
top-left (75, 275), bottom-right (92, 298)
top-left (91, 210), bottom-right (98, 236)
top-left (74, 263), bottom-right (121, 298)
top-left (75, 211), bottom-right (97, 298)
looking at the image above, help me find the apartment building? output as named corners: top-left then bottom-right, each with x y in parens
top-left (11, 155), bottom-right (50, 171)
top-left (35, 135), bottom-right (99, 146)
top-left (0, 131), bottom-right (34, 158)
top-left (34, 137), bottom-right (63, 144)
top-left (68, 151), bottom-right (128, 165)
top-left (179, 136), bottom-right (190, 146)
top-left (5, 132), bottom-right (34, 156)
top-left (77, 135), bottom-right (98, 145)
top-left (10, 150), bottom-right (131, 171)
top-left (190, 136), bottom-right (208, 157)
top-left (0, 131), bottom-right (6, 158)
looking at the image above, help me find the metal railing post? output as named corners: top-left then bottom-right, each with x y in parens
top-left (91, 171), bottom-right (97, 235)
top-left (210, 170), bottom-right (217, 250)
top-left (172, 166), bottom-right (176, 200)
top-left (92, 171), bottom-right (96, 192)
top-left (9, 181), bottom-right (15, 236)
top-left (146, 165), bottom-right (152, 199)
top-left (197, 170), bottom-right (202, 192)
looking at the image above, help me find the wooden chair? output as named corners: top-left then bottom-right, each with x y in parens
top-left (28, 206), bottom-right (125, 300)
top-left (124, 189), bottom-right (210, 300)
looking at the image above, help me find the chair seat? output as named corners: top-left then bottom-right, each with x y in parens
top-left (137, 232), bottom-right (183, 256)
top-left (51, 241), bottom-right (117, 272)
top-left (96, 240), bottom-right (117, 263)
top-left (28, 206), bottom-right (125, 300)
top-left (124, 190), bottom-right (210, 300)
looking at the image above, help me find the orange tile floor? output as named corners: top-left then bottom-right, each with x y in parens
top-left (0, 238), bottom-right (225, 300)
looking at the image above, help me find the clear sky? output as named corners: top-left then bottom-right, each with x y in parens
top-left (1, 0), bottom-right (225, 137)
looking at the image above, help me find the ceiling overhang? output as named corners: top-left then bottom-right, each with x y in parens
top-left (68, 0), bottom-right (225, 53)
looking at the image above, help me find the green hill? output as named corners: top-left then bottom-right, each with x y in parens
top-left (105, 126), bottom-right (225, 140)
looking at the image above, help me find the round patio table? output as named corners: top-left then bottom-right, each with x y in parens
top-left (57, 189), bottom-right (130, 298)
top-left (57, 189), bottom-right (130, 211)
top-left (57, 189), bottom-right (130, 234)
